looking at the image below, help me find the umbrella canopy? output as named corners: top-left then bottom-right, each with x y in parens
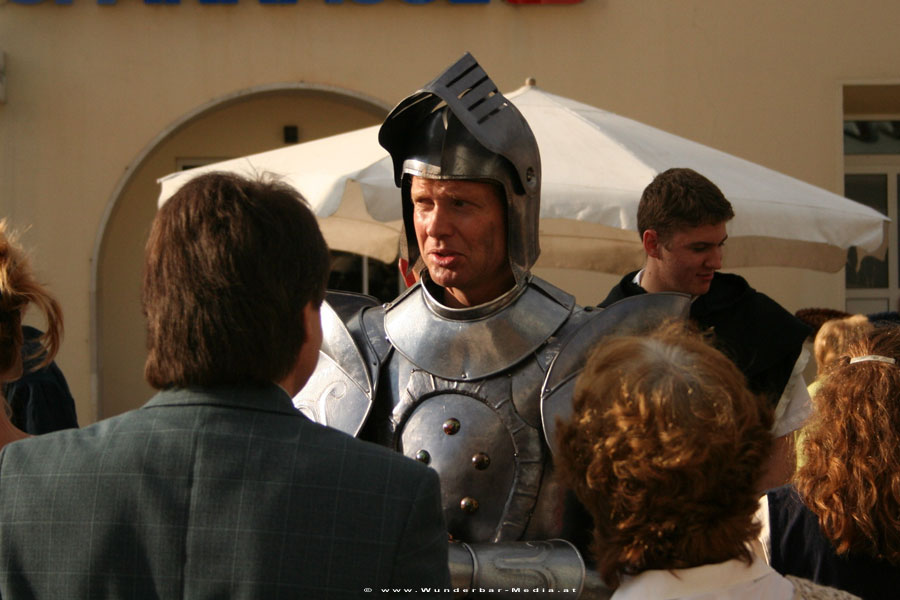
top-left (158, 83), bottom-right (886, 274)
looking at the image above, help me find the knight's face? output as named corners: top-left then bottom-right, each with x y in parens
top-left (410, 176), bottom-right (514, 308)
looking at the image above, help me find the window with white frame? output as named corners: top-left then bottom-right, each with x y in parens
top-left (844, 120), bottom-right (900, 316)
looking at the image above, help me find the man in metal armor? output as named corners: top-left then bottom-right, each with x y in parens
top-left (295, 54), bottom-right (688, 599)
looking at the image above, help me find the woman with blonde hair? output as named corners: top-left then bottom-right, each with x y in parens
top-left (760, 326), bottom-right (900, 599)
top-left (813, 315), bottom-right (873, 379)
top-left (0, 220), bottom-right (65, 447)
top-left (555, 321), bottom-right (857, 599)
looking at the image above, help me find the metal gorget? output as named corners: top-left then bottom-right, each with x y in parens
top-left (383, 276), bottom-right (574, 381)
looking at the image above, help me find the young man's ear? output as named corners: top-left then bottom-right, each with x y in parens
top-left (642, 229), bottom-right (662, 259)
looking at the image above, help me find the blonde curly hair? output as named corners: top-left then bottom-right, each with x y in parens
top-left (813, 315), bottom-right (872, 378)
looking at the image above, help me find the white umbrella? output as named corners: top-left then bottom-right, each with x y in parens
top-left (158, 83), bottom-right (886, 273)
top-left (159, 124), bottom-right (403, 264)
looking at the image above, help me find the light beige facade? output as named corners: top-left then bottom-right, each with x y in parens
top-left (1, 0), bottom-right (899, 424)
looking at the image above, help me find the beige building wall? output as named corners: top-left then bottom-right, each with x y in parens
top-left (96, 89), bottom-right (387, 419)
top-left (2, 0), bottom-right (899, 424)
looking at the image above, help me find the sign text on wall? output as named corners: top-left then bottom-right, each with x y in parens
top-left (13, 0), bottom-right (583, 6)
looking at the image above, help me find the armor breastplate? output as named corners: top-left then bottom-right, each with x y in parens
top-left (295, 281), bottom-right (692, 550)
top-left (382, 277), bottom-right (578, 543)
top-left (394, 369), bottom-right (544, 543)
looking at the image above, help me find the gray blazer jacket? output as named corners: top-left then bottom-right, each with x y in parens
top-left (0, 384), bottom-right (450, 599)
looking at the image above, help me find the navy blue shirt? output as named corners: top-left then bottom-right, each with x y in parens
top-left (3, 326), bottom-right (78, 434)
top-left (768, 484), bottom-right (900, 600)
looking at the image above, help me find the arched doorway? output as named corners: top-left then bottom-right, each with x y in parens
top-left (93, 84), bottom-right (388, 420)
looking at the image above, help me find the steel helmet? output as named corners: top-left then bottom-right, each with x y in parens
top-left (378, 53), bottom-right (541, 287)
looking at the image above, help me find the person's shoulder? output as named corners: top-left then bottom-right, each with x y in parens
top-left (707, 273), bottom-right (811, 332)
top-left (706, 272), bottom-right (752, 299)
top-left (309, 425), bottom-right (441, 503)
top-left (767, 483), bottom-right (801, 503)
top-left (7, 409), bottom-right (135, 450)
top-left (598, 271), bottom-right (643, 308)
top-left (766, 484), bottom-right (806, 518)
top-left (0, 411), bottom-right (134, 475)
top-left (786, 575), bottom-right (862, 600)
top-left (305, 418), bottom-right (434, 478)
top-left (21, 325), bottom-right (44, 341)
top-left (711, 273), bottom-right (786, 312)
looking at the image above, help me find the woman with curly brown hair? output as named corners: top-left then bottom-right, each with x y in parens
top-left (555, 321), bottom-right (858, 599)
top-left (760, 326), bottom-right (900, 599)
top-left (0, 220), bottom-right (66, 447)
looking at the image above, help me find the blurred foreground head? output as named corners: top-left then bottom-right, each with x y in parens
top-left (143, 172), bottom-right (330, 390)
top-left (813, 314), bottom-right (873, 377)
top-left (555, 320), bottom-right (772, 588)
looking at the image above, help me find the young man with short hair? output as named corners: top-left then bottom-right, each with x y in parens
top-left (600, 167), bottom-right (811, 491)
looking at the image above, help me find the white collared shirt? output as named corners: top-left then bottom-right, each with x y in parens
top-left (612, 555), bottom-right (794, 600)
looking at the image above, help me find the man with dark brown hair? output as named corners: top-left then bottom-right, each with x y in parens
top-left (600, 167), bottom-right (812, 491)
top-left (0, 172), bottom-right (450, 598)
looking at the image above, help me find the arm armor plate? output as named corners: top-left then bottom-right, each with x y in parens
top-left (292, 291), bottom-right (382, 435)
top-left (541, 292), bottom-right (691, 454)
top-left (448, 540), bottom-right (611, 599)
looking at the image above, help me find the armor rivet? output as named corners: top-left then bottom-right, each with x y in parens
top-left (443, 418), bottom-right (461, 435)
top-left (526, 166), bottom-right (536, 183)
top-left (460, 497), bottom-right (479, 513)
top-left (472, 453), bottom-right (490, 470)
top-left (415, 450), bottom-right (431, 464)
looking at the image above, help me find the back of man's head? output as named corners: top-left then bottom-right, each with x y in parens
top-left (637, 168), bottom-right (734, 242)
top-left (142, 172), bottom-right (330, 390)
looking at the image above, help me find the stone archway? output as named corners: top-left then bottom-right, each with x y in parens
top-left (91, 84), bottom-right (388, 420)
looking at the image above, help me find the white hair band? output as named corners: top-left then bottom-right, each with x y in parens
top-left (849, 354), bottom-right (896, 365)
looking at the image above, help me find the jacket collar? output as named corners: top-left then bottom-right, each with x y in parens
top-left (143, 383), bottom-right (300, 417)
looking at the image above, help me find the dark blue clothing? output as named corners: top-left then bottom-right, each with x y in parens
top-left (2, 326), bottom-right (78, 434)
top-left (768, 484), bottom-right (900, 600)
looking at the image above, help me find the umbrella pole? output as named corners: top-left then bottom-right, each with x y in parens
top-left (362, 257), bottom-right (370, 296)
